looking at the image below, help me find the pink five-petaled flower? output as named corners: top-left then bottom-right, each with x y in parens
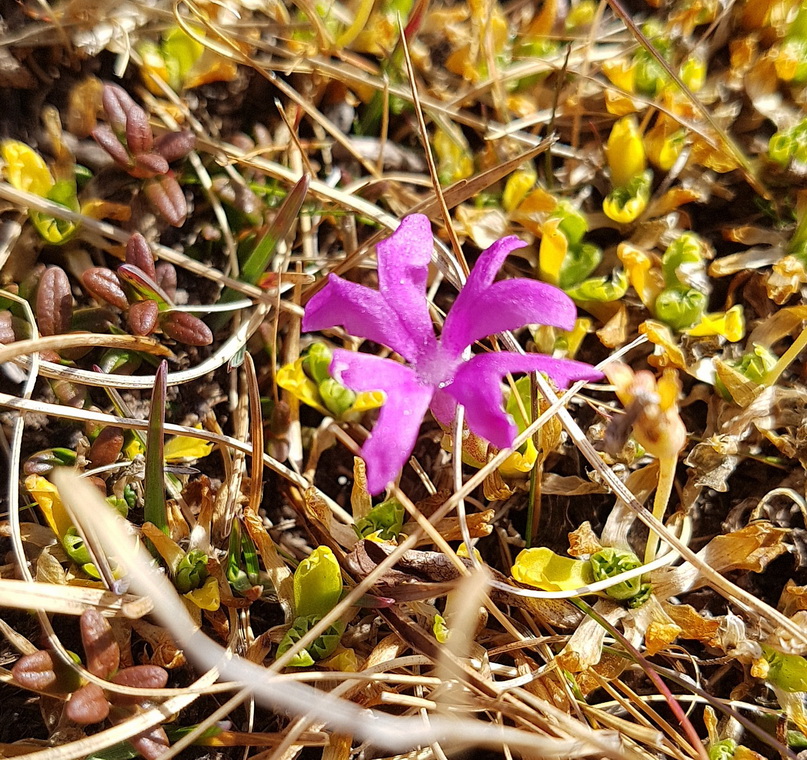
top-left (303, 214), bottom-right (602, 494)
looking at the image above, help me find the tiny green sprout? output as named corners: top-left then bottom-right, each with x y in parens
top-left (662, 232), bottom-right (707, 288)
top-left (433, 613), bottom-right (450, 644)
top-left (302, 343), bottom-right (333, 385)
top-left (558, 243), bottom-right (603, 291)
top-left (708, 738), bottom-right (737, 760)
top-left (762, 645), bottom-right (807, 692)
top-left (654, 285), bottom-right (708, 330)
top-left (294, 545), bottom-right (343, 618)
top-left (564, 270), bottom-right (629, 303)
top-left (769, 119), bottom-right (807, 167)
top-left (354, 498), bottom-right (405, 541)
top-left (174, 549), bottom-right (209, 594)
top-left (105, 496), bottom-right (130, 519)
top-left (603, 170), bottom-right (653, 224)
top-left (318, 378), bottom-right (357, 418)
top-left (589, 547), bottom-right (650, 604)
top-left (226, 519), bottom-right (263, 595)
top-left (277, 615), bottom-right (345, 668)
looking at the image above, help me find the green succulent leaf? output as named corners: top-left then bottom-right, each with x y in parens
top-left (277, 614), bottom-right (345, 667)
top-left (354, 498), bottom-right (405, 541)
top-left (294, 546), bottom-right (343, 618)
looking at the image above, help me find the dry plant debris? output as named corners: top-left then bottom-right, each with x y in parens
top-left (4, 0), bottom-right (807, 758)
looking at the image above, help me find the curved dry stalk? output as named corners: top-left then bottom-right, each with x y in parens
top-left (0, 332), bottom-right (170, 364)
top-left (0, 579), bottom-right (152, 617)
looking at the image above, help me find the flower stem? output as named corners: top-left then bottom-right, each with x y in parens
top-left (764, 322), bottom-right (807, 387)
top-left (644, 456), bottom-right (676, 565)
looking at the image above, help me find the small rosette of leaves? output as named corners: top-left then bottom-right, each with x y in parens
top-left (653, 232), bottom-right (711, 331)
top-left (91, 83), bottom-right (194, 226)
top-left (354, 498), bottom-right (404, 541)
top-left (277, 615), bottom-right (346, 668)
top-left (603, 170), bottom-right (653, 225)
top-left (174, 549), bottom-right (209, 594)
top-left (538, 203), bottom-right (626, 304)
top-left (82, 233), bottom-right (212, 346)
top-left (715, 344), bottom-right (777, 402)
top-left (589, 547), bottom-right (651, 607)
top-left (277, 342), bottom-right (383, 418)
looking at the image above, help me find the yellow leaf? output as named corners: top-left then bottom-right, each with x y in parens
top-left (1, 140), bottom-right (55, 196)
top-left (25, 475), bottom-right (71, 540)
top-left (276, 356), bottom-right (383, 416)
top-left (164, 429), bottom-right (214, 462)
top-left (511, 547), bottom-right (593, 592)
top-left (538, 218), bottom-right (568, 286)
top-left (277, 357), bottom-right (329, 415)
top-left (320, 646), bottom-right (359, 672)
top-left (606, 116), bottom-right (646, 188)
top-left (685, 305), bottom-right (746, 341)
top-left (184, 575), bottom-right (220, 611)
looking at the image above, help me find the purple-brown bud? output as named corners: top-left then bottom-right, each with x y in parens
top-left (125, 234), bottom-right (157, 279)
top-left (37, 266), bottom-right (73, 336)
top-left (128, 299), bottom-right (159, 336)
top-left (82, 267), bottom-right (129, 311)
top-left (160, 311), bottom-right (213, 346)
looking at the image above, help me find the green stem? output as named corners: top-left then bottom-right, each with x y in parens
top-left (764, 324), bottom-right (807, 387)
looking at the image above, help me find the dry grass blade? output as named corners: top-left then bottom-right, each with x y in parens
top-left (0, 579), bottom-right (152, 618)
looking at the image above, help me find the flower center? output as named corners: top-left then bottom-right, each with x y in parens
top-left (415, 341), bottom-right (462, 390)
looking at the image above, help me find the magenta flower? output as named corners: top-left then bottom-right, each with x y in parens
top-left (303, 214), bottom-right (602, 494)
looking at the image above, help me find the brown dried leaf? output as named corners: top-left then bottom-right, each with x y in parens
top-left (567, 521), bottom-right (603, 557)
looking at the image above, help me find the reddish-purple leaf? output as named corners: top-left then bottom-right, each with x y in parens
top-left (129, 726), bottom-right (170, 760)
top-left (65, 682), bottom-right (110, 724)
top-left (80, 609), bottom-right (120, 679)
top-left (160, 311), bottom-right (213, 346)
top-left (82, 267), bottom-right (129, 310)
top-left (128, 299), bottom-right (159, 336)
top-left (125, 233), bottom-right (157, 279)
top-left (143, 175), bottom-right (187, 227)
top-left (88, 426), bottom-right (124, 467)
top-left (0, 310), bottom-right (15, 343)
top-left (131, 152), bottom-right (169, 179)
top-left (124, 103), bottom-right (153, 155)
top-left (37, 266), bottom-right (73, 336)
top-left (153, 131), bottom-right (196, 162)
top-left (91, 124), bottom-right (131, 167)
top-left (101, 84), bottom-right (135, 134)
top-left (109, 665), bottom-right (168, 705)
top-left (12, 650), bottom-right (58, 692)
top-left (155, 263), bottom-right (177, 301)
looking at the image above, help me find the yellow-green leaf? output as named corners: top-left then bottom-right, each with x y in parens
top-left (512, 547), bottom-right (593, 592)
